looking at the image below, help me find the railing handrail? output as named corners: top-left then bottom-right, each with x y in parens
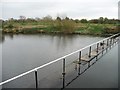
top-left (0, 33), bottom-right (120, 86)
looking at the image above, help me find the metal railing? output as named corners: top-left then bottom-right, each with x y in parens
top-left (0, 33), bottom-right (120, 89)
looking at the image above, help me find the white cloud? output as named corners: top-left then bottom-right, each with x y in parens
top-left (1, 0), bottom-right (119, 20)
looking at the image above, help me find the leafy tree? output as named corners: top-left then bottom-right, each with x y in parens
top-left (75, 19), bottom-right (80, 23)
top-left (6, 24), bottom-right (14, 29)
top-left (43, 15), bottom-right (52, 21)
top-left (56, 17), bottom-right (61, 21)
top-left (99, 17), bottom-right (104, 24)
top-left (65, 17), bottom-right (69, 20)
top-left (80, 19), bottom-right (88, 23)
top-left (89, 19), bottom-right (99, 23)
top-left (104, 17), bottom-right (109, 24)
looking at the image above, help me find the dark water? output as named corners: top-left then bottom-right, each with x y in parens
top-left (1, 34), bottom-right (114, 88)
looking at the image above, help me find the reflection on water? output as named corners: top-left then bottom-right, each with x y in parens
top-left (6, 34), bottom-right (14, 40)
top-left (1, 34), bottom-right (15, 43)
top-left (1, 34), bottom-right (104, 88)
top-left (0, 35), bottom-right (4, 44)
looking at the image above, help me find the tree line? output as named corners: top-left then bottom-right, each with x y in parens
top-left (0, 16), bottom-right (119, 24)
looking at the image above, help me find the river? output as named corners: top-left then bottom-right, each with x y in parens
top-left (1, 34), bottom-right (115, 88)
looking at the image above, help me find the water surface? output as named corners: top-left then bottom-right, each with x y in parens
top-left (1, 34), bottom-right (107, 88)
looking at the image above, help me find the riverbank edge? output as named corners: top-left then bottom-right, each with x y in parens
top-left (1, 31), bottom-right (115, 37)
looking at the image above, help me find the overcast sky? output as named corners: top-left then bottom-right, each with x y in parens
top-left (1, 0), bottom-right (119, 20)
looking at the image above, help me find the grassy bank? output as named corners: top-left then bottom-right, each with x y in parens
top-left (1, 17), bottom-right (120, 35)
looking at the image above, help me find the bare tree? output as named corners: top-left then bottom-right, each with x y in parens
top-left (19, 16), bottom-right (26, 20)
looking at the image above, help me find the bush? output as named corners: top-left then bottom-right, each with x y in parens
top-left (51, 20), bottom-right (76, 33)
top-left (6, 24), bottom-right (14, 29)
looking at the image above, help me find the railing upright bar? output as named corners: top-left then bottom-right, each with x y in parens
top-left (78, 51), bottom-right (81, 75)
top-left (107, 39), bottom-right (109, 46)
top-left (96, 43), bottom-right (99, 53)
top-left (79, 51), bottom-right (81, 62)
top-left (62, 58), bottom-right (66, 89)
top-left (106, 39), bottom-right (109, 51)
top-left (103, 41), bottom-right (104, 49)
top-left (35, 70), bottom-right (38, 89)
top-left (110, 38), bottom-right (112, 48)
top-left (89, 46), bottom-right (91, 57)
top-left (96, 43), bottom-right (99, 60)
top-left (102, 41), bottom-right (104, 54)
top-left (107, 39), bottom-right (109, 47)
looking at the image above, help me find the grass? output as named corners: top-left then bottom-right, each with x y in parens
top-left (2, 19), bottom-right (119, 35)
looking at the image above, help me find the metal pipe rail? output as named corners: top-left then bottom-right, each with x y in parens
top-left (0, 33), bottom-right (120, 87)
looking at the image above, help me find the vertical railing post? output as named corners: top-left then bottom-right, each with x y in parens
top-left (96, 43), bottom-right (99, 60)
top-left (78, 51), bottom-right (81, 75)
top-left (106, 39), bottom-right (109, 50)
top-left (106, 39), bottom-right (108, 52)
top-left (103, 41), bottom-right (104, 50)
top-left (111, 38), bottom-right (113, 47)
top-left (96, 43), bottom-right (99, 53)
top-left (110, 38), bottom-right (112, 49)
top-left (62, 58), bottom-right (66, 89)
top-left (88, 46), bottom-right (91, 58)
top-left (102, 41), bottom-right (104, 55)
top-left (79, 51), bottom-right (81, 62)
top-left (35, 70), bottom-right (38, 89)
top-left (107, 39), bottom-right (109, 46)
top-left (111, 38), bottom-right (112, 47)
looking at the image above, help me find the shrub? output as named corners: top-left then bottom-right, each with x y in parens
top-left (51, 20), bottom-right (76, 33)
